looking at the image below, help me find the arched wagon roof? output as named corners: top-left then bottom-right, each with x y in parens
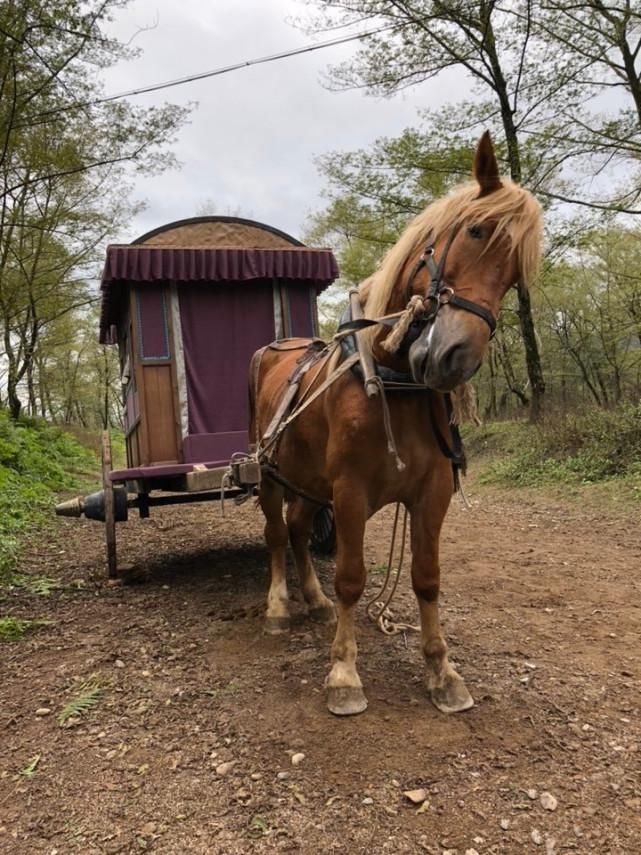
top-left (132, 215), bottom-right (304, 248)
top-left (99, 216), bottom-right (339, 344)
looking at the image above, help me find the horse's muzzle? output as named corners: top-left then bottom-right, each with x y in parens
top-left (409, 323), bottom-right (483, 391)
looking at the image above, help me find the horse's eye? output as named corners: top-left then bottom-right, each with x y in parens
top-left (468, 224), bottom-right (484, 240)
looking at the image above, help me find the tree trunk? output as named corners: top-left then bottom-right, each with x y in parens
top-left (7, 376), bottom-right (22, 419)
top-left (482, 15), bottom-right (546, 420)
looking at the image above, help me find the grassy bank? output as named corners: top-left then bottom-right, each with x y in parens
top-left (0, 410), bottom-right (96, 583)
top-left (464, 402), bottom-right (641, 498)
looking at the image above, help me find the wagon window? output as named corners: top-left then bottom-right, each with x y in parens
top-left (135, 286), bottom-right (170, 361)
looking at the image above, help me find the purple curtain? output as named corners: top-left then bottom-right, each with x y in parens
top-left (178, 282), bottom-right (275, 451)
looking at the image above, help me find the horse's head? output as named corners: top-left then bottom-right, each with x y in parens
top-left (364, 132), bottom-right (543, 392)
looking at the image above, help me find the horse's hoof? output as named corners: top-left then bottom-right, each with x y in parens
top-left (309, 604), bottom-right (336, 625)
top-left (430, 677), bottom-right (474, 714)
top-left (327, 686), bottom-right (368, 716)
top-left (263, 616), bottom-right (290, 635)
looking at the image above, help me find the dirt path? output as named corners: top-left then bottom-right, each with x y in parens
top-left (1, 478), bottom-right (640, 854)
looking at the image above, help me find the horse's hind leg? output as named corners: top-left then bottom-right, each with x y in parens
top-left (325, 482), bottom-right (368, 716)
top-left (286, 499), bottom-right (335, 624)
top-left (260, 477), bottom-right (291, 635)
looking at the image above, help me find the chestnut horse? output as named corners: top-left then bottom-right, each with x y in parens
top-left (249, 132), bottom-right (542, 716)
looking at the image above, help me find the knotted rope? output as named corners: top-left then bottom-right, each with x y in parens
top-left (381, 295), bottom-right (426, 355)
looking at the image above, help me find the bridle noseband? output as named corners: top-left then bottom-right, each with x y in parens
top-left (404, 225), bottom-right (497, 342)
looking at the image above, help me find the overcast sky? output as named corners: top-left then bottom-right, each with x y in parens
top-left (102, 0), bottom-right (455, 244)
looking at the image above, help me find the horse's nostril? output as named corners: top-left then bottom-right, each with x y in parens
top-left (442, 343), bottom-right (465, 375)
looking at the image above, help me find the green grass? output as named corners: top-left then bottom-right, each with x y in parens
top-left (0, 409), bottom-right (97, 582)
top-left (0, 616), bottom-right (34, 641)
top-left (464, 402), bottom-right (641, 496)
top-left (19, 755), bottom-right (41, 778)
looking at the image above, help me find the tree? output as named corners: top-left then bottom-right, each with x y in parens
top-left (304, 0), bottom-right (585, 418)
top-left (0, 0), bottom-right (188, 418)
top-left (534, 1), bottom-right (641, 211)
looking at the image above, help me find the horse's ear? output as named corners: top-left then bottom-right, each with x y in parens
top-left (473, 131), bottom-right (502, 197)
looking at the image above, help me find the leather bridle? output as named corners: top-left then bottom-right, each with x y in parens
top-left (404, 224), bottom-right (497, 340)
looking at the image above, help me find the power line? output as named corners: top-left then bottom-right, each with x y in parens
top-left (27, 21), bottom-right (405, 125)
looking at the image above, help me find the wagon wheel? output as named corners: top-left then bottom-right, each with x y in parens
top-left (101, 431), bottom-right (117, 578)
top-left (310, 504), bottom-right (336, 556)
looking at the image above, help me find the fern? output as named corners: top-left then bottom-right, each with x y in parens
top-left (59, 676), bottom-right (105, 724)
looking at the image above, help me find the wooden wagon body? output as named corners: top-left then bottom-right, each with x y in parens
top-left (57, 216), bottom-right (339, 575)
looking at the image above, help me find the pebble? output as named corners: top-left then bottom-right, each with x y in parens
top-left (403, 788), bottom-right (428, 804)
top-left (500, 818), bottom-right (510, 831)
top-left (114, 659), bottom-right (125, 669)
top-left (527, 788), bottom-right (538, 800)
top-left (465, 850), bottom-right (480, 855)
top-left (215, 762), bottom-right (234, 777)
top-left (540, 791), bottom-right (558, 811)
top-left (531, 829), bottom-right (544, 846)
top-left (291, 752), bottom-right (305, 766)
top-left (35, 708), bottom-right (51, 717)
top-left (250, 772), bottom-right (262, 781)
top-left (277, 771), bottom-right (289, 781)
top-left (362, 797), bottom-right (374, 805)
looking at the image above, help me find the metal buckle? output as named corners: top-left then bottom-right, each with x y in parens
top-left (438, 286), bottom-right (454, 304)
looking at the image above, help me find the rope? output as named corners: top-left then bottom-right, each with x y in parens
top-left (381, 295), bottom-right (426, 354)
top-left (366, 503), bottom-right (419, 636)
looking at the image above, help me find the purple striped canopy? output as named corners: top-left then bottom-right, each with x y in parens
top-left (99, 244), bottom-right (339, 343)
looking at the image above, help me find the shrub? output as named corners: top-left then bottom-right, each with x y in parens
top-left (0, 410), bottom-right (96, 581)
top-left (466, 403), bottom-right (641, 489)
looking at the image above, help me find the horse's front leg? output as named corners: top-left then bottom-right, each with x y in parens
top-left (325, 482), bottom-right (368, 716)
top-left (410, 485), bottom-right (474, 714)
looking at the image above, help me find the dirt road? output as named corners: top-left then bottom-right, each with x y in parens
top-left (2, 478), bottom-right (640, 854)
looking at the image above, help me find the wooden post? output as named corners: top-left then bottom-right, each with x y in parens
top-left (101, 431), bottom-right (117, 578)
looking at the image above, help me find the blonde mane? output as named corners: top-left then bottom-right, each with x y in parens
top-left (361, 179), bottom-right (543, 319)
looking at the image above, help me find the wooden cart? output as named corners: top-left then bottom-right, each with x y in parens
top-left (56, 216), bottom-right (338, 576)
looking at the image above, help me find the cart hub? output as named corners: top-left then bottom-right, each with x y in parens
top-left (55, 486), bottom-right (128, 523)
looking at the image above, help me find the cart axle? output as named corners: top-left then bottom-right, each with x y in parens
top-left (55, 487), bottom-right (128, 522)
